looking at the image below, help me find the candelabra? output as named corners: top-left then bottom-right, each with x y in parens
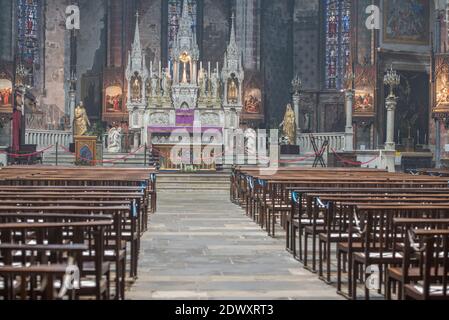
top-left (15, 64), bottom-right (28, 87)
top-left (384, 65), bottom-right (400, 97)
top-left (291, 74), bottom-right (302, 95)
top-left (67, 70), bottom-right (78, 91)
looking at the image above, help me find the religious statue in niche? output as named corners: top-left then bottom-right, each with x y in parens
top-left (150, 74), bottom-right (160, 97)
top-left (198, 68), bottom-right (207, 98)
top-left (227, 75), bottom-right (239, 104)
top-left (74, 101), bottom-right (91, 136)
top-left (105, 85), bottom-right (123, 113)
top-left (162, 68), bottom-right (172, 97)
top-left (280, 104), bottom-right (296, 145)
top-left (244, 89), bottom-right (261, 114)
top-left (210, 69), bottom-right (220, 99)
top-left (354, 91), bottom-right (374, 113)
top-left (131, 73), bottom-right (142, 103)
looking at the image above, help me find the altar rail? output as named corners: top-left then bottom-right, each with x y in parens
top-left (298, 132), bottom-right (346, 153)
top-left (25, 129), bottom-right (72, 149)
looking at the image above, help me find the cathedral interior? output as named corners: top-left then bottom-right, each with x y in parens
top-left (1, 0), bottom-right (449, 170)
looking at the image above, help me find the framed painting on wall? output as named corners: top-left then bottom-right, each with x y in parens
top-left (383, 0), bottom-right (430, 45)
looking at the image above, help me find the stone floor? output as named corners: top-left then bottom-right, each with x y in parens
top-left (127, 190), bottom-right (343, 300)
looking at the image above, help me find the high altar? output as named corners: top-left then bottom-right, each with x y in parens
top-left (125, 1), bottom-right (244, 168)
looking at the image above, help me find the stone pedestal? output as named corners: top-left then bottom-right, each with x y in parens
top-left (75, 136), bottom-right (97, 166)
top-left (380, 150), bottom-right (396, 173)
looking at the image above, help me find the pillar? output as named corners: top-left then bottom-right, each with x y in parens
top-left (385, 95), bottom-right (397, 151)
top-left (69, 90), bottom-right (76, 129)
top-left (292, 93), bottom-right (300, 133)
top-left (344, 89), bottom-right (354, 151)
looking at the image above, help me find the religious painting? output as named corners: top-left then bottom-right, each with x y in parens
top-left (0, 79), bottom-right (12, 107)
top-left (353, 65), bottom-right (376, 115)
top-left (354, 90), bottom-right (374, 114)
top-left (435, 55), bottom-right (449, 111)
top-left (383, 0), bottom-right (430, 45)
top-left (244, 89), bottom-right (261, 114)
top-left (105, 86), bottom-right (123, 113)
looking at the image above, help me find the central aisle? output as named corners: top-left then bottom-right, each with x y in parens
top-left (127, 191), bottom-right (342, 300)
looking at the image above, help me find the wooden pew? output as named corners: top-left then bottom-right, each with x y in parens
top-left (0, 220), bottom-right (112, 300)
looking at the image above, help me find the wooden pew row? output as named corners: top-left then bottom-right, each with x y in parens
top-left (0, 220), bottom-right (113, 300)
top-left (0, 205), bottom-right (130, 300)
top-left (232, 167), bottom-right (449, 300)
top-left (0, 167), bottom-right (157, 213)
top-left (0, 167), bottom-right (158, 300)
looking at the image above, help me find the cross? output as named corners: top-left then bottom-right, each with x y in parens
top-left (231, 12), bottom-right (235, 25)
top-left (136, 11), bottom-right (139, 19)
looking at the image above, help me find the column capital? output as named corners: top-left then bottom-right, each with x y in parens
top-left (345, 89), bottom-right (355, 98)
top-left (385, 94), bottom-right (397, 111)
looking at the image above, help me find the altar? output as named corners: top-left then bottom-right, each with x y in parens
top-left (125, 3), bottom-right (244, 170)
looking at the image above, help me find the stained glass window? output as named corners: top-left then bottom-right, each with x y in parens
top-left (324, 0), bottom-right (351, 90)
top-left (168, 0), bottom-right (197, 61)
top-left (17, 0), bottom-right (41, 86)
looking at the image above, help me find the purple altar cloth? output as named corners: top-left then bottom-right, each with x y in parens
top-left (148, 126), bottom-right (222, 134)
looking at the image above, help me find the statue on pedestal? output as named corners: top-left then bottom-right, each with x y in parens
top-left (151, 74), bottom-right (159, 97)
top-left (211, 69), bottom-right (220, 99)
top-left (162, 68), bottom-right (172, 97)
top-left (73, 101), bottom-right (90, 136)
top-left (280, 103), bottom-right (296, 145)
top-left (198, 68), bottom-right (207, 98)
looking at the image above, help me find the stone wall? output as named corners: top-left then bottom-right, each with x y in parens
top-left (0, 0), bottom-right (13, 62)
top-left (235, 0), bottom-right (260, 71)
top-left (261, 0), bottom-right (294, 126)
top-left (40, 0), bottom-right (69, 115)
top-left (202, 0), bottom-right (229, 65)
top-left (77, 0), bottom-right (107, 120)
top-left (293, 0), bottom-right (319, 91)
top-left (139, 0), bottom-right (162, 65)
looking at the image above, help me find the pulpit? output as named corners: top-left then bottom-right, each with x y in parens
top-left (75, 136), bottom-right (97, 166)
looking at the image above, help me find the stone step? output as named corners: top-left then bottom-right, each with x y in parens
top-left (157, 173), bottom-right (231, 191)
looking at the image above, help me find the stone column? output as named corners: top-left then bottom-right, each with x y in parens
top-left (68, 90), bottom-right (76, 128)
top-left (344, 89), bottom-right (354, 151)
top-left (385, 94), bottom-right (397, 151)
top-left (292, 93), bottom-right (300, 133)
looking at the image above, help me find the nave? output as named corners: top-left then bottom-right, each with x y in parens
top-left (127, 190), bottom-right (342, 300)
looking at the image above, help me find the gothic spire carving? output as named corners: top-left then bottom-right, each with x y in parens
top-left (131, 12), bottom-right (142, 59)
top-left (223, 13), bottom-right (243, 74)
top-left (172, 0), bottom-right (199, 61)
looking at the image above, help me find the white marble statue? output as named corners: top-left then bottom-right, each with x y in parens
top-left (107, 126), bottom-right (122, 153)
top-left (162, 68), bottom-right (172, 97)
top-left (211, 69), bottom-right (220, 99)
top-left (151, 74), bottom-right (159, 97)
